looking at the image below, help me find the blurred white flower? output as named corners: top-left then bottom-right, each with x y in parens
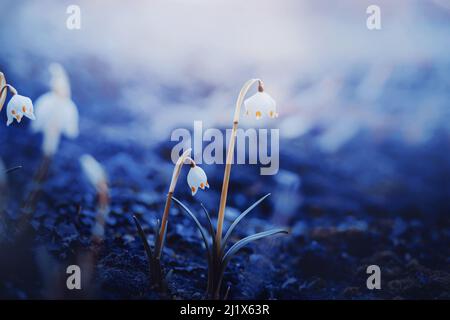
top-left (187, 165), bottom-right (209, 196)
top-left (6, 94), bottom-right (35, 126)
top-left (31, 63), bottom-right (79, 156)
top-left (49, 63), bottom-right (71, 98)
top-left (80, 154), bottom-right (109, 240)
top-left (244, 87), bottom-right (278, 120)
top-left (79, 154), bottom-right (107, 193)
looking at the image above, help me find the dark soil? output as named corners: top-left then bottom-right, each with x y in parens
top-left (0, 122), bottom-right (449, 300)
top-left (0, 58), bottom-right (449, 300)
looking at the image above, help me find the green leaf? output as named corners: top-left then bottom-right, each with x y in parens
top-left (222, 228), bottom-right (288, 268)
top-left (199, 203), bottom-right (217, 297)
top-left (153, 219), bottom-right (161, 253)
top-left (200, 202), bottom-right (215, 239)
top-left (4, 166), bottom-right (22, 174)
top-left (172, 196), bottom-right (212, 262)
top-left (133, 215), bottom-right (155, 263)
top-left (160, 220), bottom-right (168, 253)
top-left (222, 193), bottom-right (271, 251)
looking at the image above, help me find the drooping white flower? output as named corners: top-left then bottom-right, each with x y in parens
top-left (6, 94), bottom-right (35, 126)
top-left (31, 64), bottom-right (79, 156)
top-left (244, 87), bottom-right (278, 120)
top-left (79, 154), bottom-right (107, 193)
top-left (187, 165), bottom-right (209, 196)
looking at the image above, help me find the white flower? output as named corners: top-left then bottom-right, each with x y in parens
top-left (31, 64), bottom-right (79, 155)
top-left (79, 154), bottom-right (107, 192)
top-left (6, 94), bottom-right (35, 126)
top-left (187, 165), bottom-right (209, 196)
top-left (32, 93), bottom-right (79, 155)
top-left (244, 91), bottom-right (278, 120)
top-left (49, 63), bottom-right (71, 98)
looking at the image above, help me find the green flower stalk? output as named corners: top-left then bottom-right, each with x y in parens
top-left (215, 78), bottom-right (277, 253)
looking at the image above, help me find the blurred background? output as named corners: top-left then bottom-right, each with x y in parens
top-left (0, 0), bottom-right (449, 299)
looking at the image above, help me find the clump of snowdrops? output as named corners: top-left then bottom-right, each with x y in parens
top-left (135, 79), bottom-right (287, 299)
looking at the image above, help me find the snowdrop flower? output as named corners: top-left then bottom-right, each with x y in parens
top-left (31, 64), bottom-right (79, 156)
top-left (1, 71), bottom-right (35, 126)
top-left (79, 154), bottom-right (107, 193)
top-left (187, 165), bottom-right (209, 195)
top-left (244, 81), bottom-right (278, 120)
top-left (6, 94), bottom-right (35, 126)
top-left (49, 63), bottom-right (71, 98)
top-left (216, 78), bottom-right (279, 250)
top-left (156, 148), bottom-right (208, 259)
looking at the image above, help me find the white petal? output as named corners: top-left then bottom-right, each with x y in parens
top-left (6, 94), bottom-right (34, 125)
top-left (32, 92), bottom-right (79, 155)
top-left (50, 63), bottom-right (71, 98)
top-left (26, 112), bottom-right (36, 120)
top-left (80, 154), bottom-right (107, 191)
top-left (194, 166), bottom-right (207, 182)
top-left (22, 98), bottom-right (35, 120)
top-left (61, 99), bottom-right (79, 138)
top-left (6, 95), bottom-right (21, 114)
top-left (31, 92), bottom-right (53, 132)
top-left (187, 166), bottom-right (208, 195)
top-left (244, 92), bottom-right (277, 119)
top-left (42, 127), bottom-right (61, 156)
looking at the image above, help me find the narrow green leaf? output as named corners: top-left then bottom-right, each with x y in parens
top-left (5, 166), bottom-right (22, 174)
top-left (222, 228), bottom-right (288, 267)
top-left (200, 202), bottom-right (215, 239)
top-left (222, 193), bottom-right (271, 251)
top-left (133, 215), bottom-right (155, 263)
top-left (172, 196), bottom-right (212, 262)
top-left (160, 220), bottom-right (168, 253)
top-left (153, 219), bottom-right (161, 252)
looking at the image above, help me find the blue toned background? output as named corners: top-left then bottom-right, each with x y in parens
top-left (0, 0), bottom-right (449, 299)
